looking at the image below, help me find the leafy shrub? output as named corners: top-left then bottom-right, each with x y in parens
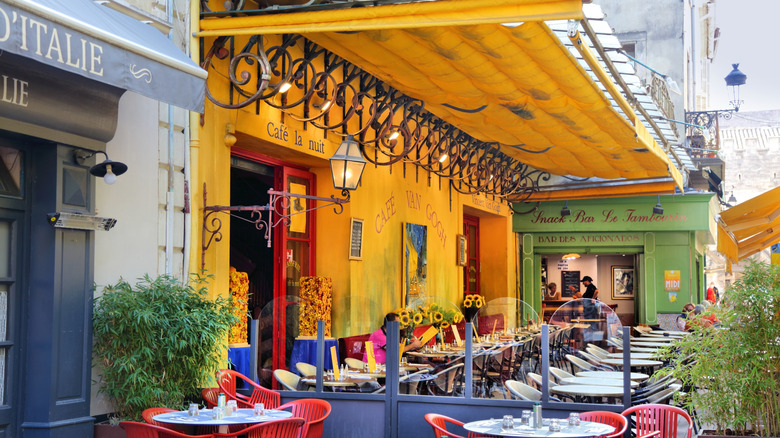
top-left (660, 262), bottom-right (780, 436)
top-left (93, 274), bottom-right (238, 420)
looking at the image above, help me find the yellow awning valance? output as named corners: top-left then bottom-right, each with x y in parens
top-left (199, 0), bottom-right (583, 36)
top-left (717, 186), bottom-right (780, 263)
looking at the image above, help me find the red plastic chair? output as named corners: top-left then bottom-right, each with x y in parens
top-left (202, 387), bottom-right (220, 408)
top-left (142, 407), bottom-right (177, 426)
top-left (580, 411), bottom-right (628, 438)
top-left (423, 413), bottom-right (495, 438)
top-left (277, 399), bottom-right (331, 438)
top-left (120, 421), bottom-right (214, 438)
top-left (213, 417), bottom-right (306, 438)
top-left (622, 404), bottom-right (693, 438)
top-left (216, 369), bottom-right (280, 409)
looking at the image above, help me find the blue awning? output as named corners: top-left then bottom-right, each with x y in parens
top-left (0, 0), bottom-right (206, 112)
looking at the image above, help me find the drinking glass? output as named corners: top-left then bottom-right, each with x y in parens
top-left (520, 410), bottom-right (532, 426)
top-left (502, 415), bottom-right (514, 430)
top-left (568, 413), bottom-right (581, 426)
top-left (549, 419), bottom-right (561, 432)
top-left (225, 400), bottom-right (237, 416)
top-left (187, 403), bottom-right (199, 416)
top-left (212, 406), bottom-right (223, 420)
top-left (254, 403), bottom-right (265, 416)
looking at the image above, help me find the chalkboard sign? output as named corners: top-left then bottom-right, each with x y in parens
top-left (349, 218), bottom-right (363, 260)
top-left (561, 271), bottom-right (580, 297)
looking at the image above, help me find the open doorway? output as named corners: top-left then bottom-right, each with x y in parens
top-left (230, 156), bottom-right (275, 386)
top-left (229, 153), bottom-right (317, 387)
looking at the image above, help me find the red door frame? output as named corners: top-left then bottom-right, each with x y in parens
top-left (273, 166), bottom-right (317, 374)
top-left (463, 214), bottom-right (480, 295)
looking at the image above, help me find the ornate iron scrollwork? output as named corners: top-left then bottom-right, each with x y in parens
top-left (202, 33), bottom-right (550, 202)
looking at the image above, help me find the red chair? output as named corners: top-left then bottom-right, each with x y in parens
top-left (277, 399), bottom-right (331, 438)
top-left (423, 413), bottom-right (495, 438)
top-left (622, 404), bottom-right (693, 438)
top-left (213, 417), bottom-right (306, 438)
top-left (579, 411), bottom-right (628, 438)
top-left (142, 407), bottom-right (176, 426)
top-left (216, 369), bottom-right (280, 409)
top-left (202, 387), bottom-right (220, 408)
top-left (120, 421), bottom-right (214, 438)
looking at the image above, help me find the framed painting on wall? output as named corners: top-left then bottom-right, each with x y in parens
top-left (349, 218), bottom-right (364, 260)
top-left (612, 266), bottom-right (634, 299)
top-left (456, 234), bottom-right (467, 266)
top-left (402, 222), bottom-right (427, 306)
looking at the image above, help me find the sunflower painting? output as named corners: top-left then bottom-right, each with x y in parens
top-left (403, 222), bottom-right (427, 306)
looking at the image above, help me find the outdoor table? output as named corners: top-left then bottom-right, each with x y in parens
top-left (606, 352), bottom-right (657, 360)
top-left (629, 342), bottom-right (674, 348)
top-left (560, 377), bottom-right (639, 388)
top-left (648, 330), bottom-right (686, 337)
top-left (617, 346), bottom-right (664, 353)
top-left (632, 336), bottom-right (677, 342)
top-left (300, 374), bottom-right (375, 389)
top-left (464, 417), bottom-right (614, 437)
top-left (153, 408), bottom-right (292, 434)
top-left (575, 370), bottom-right (649, 381)
top-left (551, 384), bottom-right (634, 403)
top-left (601, 358), bottom-right (663, 368)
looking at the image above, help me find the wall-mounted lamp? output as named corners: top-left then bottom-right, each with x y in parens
top-left (201, 136), bottom-right (368, 268)
top-left (653, 195), bottom-right (664, 215)
top-left (329, 135), bottom-right (367, 192)
top-left (685, 63), bottom-right (747, 131)
top-left (560, 201), bottom-right (571, 217)
top-left (74, 150), bottom-right (128, 184)
top-left (47, 212), bottom-right (117, 231)
top-left (725, 63), bottom-right (747, 112)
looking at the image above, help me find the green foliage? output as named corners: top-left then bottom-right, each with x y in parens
top-left (658, 262), bottom-right (780, 436)
top-left (92, 274), bottom-right (238, 420)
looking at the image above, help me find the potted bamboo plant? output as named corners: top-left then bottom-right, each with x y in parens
top-left (92, 274), bottom-right (237, 433)
top-left (659, 261), bottom-right (779, 437)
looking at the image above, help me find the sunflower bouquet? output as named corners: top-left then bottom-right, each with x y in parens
top-left (393, 303), bottom-right (464, 339)
top-left (463, 293), bottom-right (485, 310)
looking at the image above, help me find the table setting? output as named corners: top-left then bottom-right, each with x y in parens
top-left (153, 406), bottom-right (292, 433)
top-left (464, 412), bottom-right (614, 438)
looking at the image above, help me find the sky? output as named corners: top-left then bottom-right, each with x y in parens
top-left (708, 0), bottom-right (780, 112)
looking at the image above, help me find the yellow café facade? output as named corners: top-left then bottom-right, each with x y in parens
top-left (192, 0), bottom-right (684, 382)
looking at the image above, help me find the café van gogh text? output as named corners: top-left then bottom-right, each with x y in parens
top-left (530, 208), bottom-right (688, 224)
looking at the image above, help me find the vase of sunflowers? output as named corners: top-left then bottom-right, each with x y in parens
top-left (394, 302), bottom-right (464, 342)
top-left (462, 293), bottom-right (485, 329)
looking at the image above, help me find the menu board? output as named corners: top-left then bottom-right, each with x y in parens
top-left (561, 271), bottom-right (580, 297)
top-left (349, 218), bottom-right (363, 260)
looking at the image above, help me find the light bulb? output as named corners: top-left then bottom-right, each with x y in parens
top-left (389, 131), bottom-right (400, 141)
top-left (320, 100), bottom-right (332, 111)
top-left (278, 82), bottom-right (292, 93)
top-left (103, 165), bottom-right (117, 185)
top-left (439, 154), bottom-right (448, 163)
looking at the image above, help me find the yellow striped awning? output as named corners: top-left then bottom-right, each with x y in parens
top-left (199, 0), bottom-right (682, 186)
top-left (717, 186), bottom-right (780, 264)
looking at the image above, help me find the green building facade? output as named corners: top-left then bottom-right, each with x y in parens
top-left (513, 194), bottom-right (717, 326)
